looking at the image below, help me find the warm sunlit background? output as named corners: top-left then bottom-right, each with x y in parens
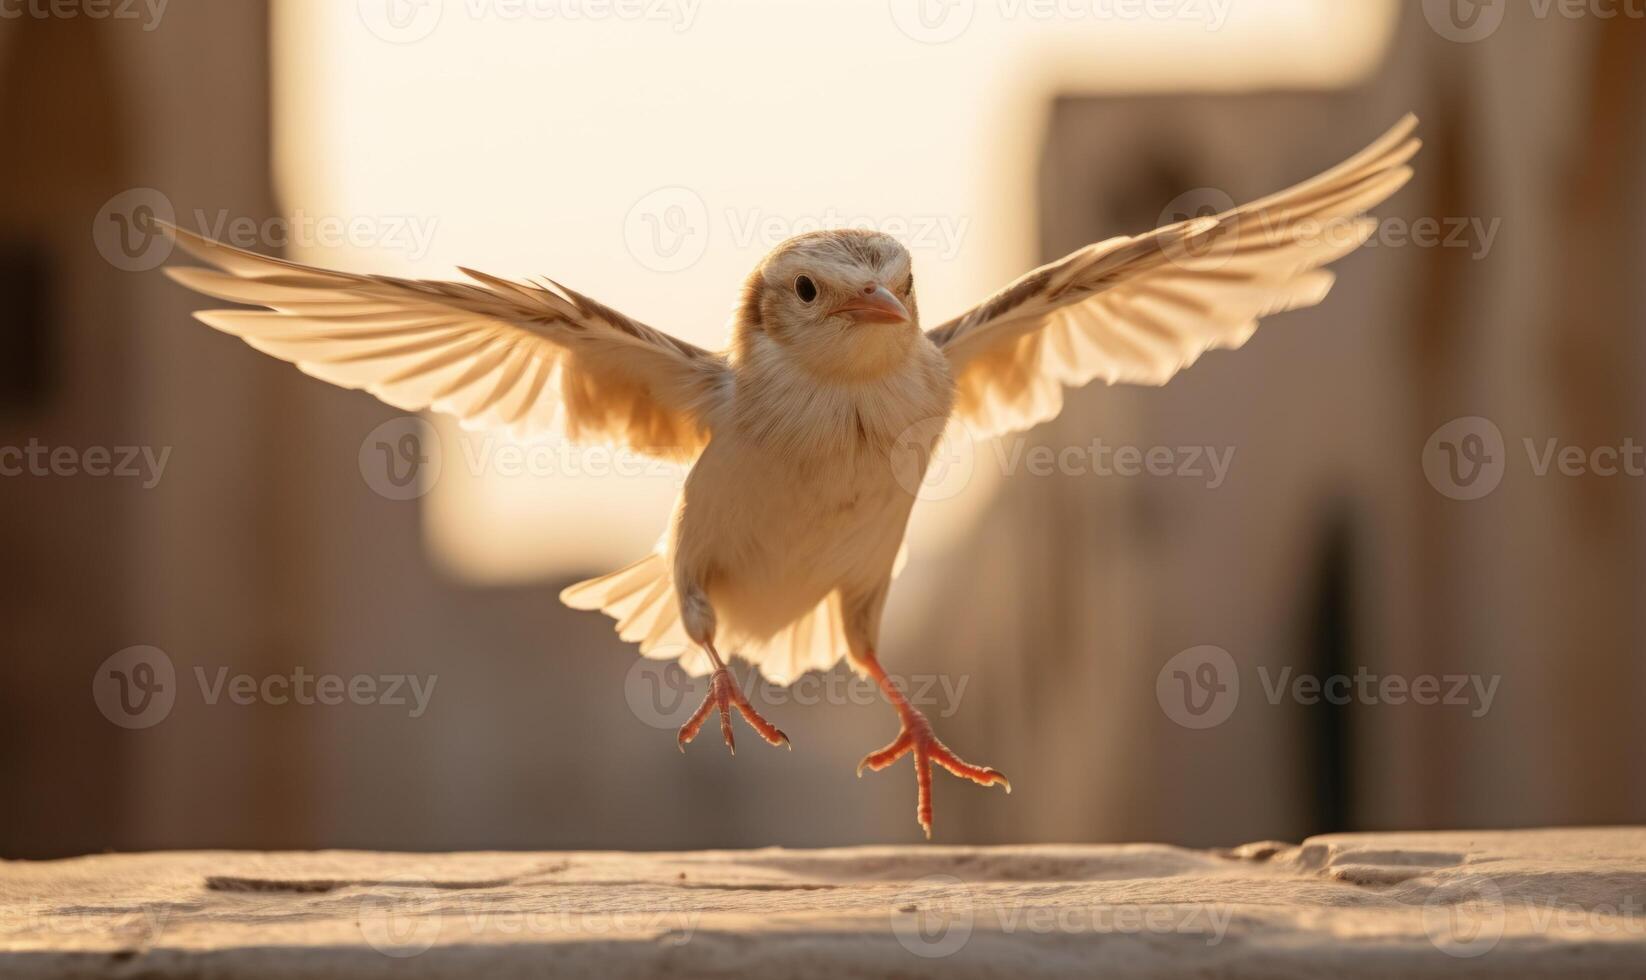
top-left (3, 0), bottom-right (1644, 857)
top-left (273, 0), bottom-right (1396, 580)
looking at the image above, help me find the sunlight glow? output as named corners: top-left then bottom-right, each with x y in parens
top-left (272, 0), bottom-right (1396, 583)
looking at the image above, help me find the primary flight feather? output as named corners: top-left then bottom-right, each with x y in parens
top-left (162, 115), bottom-right (1419, 837)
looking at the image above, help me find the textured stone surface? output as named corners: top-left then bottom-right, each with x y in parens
top-left (4, 828), bottom-right (1646, 977)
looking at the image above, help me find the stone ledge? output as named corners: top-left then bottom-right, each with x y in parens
top-left (4, 828), bottom-right (1645, 978)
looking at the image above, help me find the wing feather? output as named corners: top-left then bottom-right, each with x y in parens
top-left (163, 224), bottom-right (729, 459)
top-left (929, 115), bottom-right (1420, 439)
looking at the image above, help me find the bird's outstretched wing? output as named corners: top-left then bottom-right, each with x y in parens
top-left (162, 225), bottom-right (730, 460)
top-left (927, 114), bottom-right (1420, 440)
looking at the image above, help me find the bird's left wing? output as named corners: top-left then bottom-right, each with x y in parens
top-left (927, 115), bottom-right (1420, 440)
top-left (163, 224), bottom-right (730, 461)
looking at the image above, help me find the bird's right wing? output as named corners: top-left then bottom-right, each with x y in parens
top-left (927, 115), bottom-right (1420, 441)
top-left (163, 224), bottom-right (730, 461)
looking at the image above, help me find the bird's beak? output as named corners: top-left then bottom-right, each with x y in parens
top-left (832, 284), bottom-right (910, 325)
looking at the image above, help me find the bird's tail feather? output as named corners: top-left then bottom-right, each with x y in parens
top-left (751, 592), bottom-right (849, 685)
top-left (560, 553), bottom-right (708, 672)
top-left (560, 555), bottom-right (850, 684)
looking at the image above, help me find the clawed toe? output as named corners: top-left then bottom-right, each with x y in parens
top-left (856, 731), bottom-right (914, 775)
top-left (928, 746), bottom-right (1011, 794)
top-left (858, 712), bottom-right (1009, 839)
top-left (677, 668), bottom-right (789, 755)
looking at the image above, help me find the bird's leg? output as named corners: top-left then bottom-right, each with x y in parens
top-left (676, 639), bottom-right (789, 755)
top-left (854, 648), bottom-right (1010, 838)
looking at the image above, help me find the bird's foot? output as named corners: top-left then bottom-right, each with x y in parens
top-left (856, 707), bottom-right (1010, 839)
top-left (677, 667), bottom-right (790, 755)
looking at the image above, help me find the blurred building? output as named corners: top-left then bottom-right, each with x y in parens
top-left (1, 2), bottom-right (1642, 858)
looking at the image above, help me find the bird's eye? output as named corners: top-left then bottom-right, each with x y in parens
top-left (794, 275), bottom-right (818, 303)
top-left (904, 273), bottom-right (915, 295)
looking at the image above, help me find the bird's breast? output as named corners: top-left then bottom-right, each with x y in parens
top-left (730, 343), bottom-right (955, 462)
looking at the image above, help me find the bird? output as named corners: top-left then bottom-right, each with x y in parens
top-left (159, 115), bottom-right (1419, 838)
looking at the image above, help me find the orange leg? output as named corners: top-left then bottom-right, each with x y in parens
top-left (677, 642), bottom-right (789, 755)
top-left (855, 649), bottom-right (1010, 838)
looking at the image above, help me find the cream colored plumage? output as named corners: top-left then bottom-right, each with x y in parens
top-left (161, 114), bottom-right (1419, 836)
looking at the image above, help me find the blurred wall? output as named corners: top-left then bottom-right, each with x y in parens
top-left (2, 3), bottom-right (1643, 857)
top-left (919, 7), bottom-right (1646, 846)
top-left (0, 3), bottom-right (300, 855)
top-left (0, 4), bottom-right (133, 857)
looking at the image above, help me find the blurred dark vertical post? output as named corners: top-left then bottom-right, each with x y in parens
top-left (1302, 511), bottom-right (1355, 836)
top-left (0, 244), bottom-right (50, 410)
top-left (1543, 12), bottom-right (1646, 823)
top-left (0, 13), bottom-right (131, 857)
top-left (0, 1), bottom-right (292, 859)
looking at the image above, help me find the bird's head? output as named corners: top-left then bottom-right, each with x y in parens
top-left (733, 229), bottom-right (920, 381)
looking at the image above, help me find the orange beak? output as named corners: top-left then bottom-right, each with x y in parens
top-left (832, 284), bottom-right (910, 325)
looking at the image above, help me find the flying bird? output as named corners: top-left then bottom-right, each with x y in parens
top-left (161, 115), bottom-right (1419, 837)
